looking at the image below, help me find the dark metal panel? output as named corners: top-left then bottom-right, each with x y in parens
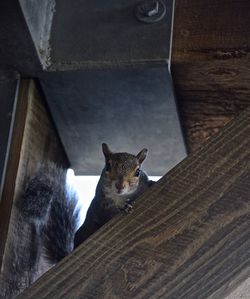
top-left (40, 65), bottom-right (186, 176)
top-left (0, 0), bottom-right (42, 74)
top-left (0, 0), bottom-right (172, 72)
top-left (49, 0), bottom-right (173, 70)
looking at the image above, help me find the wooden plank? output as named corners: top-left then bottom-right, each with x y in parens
top-left (18, 108), bottom-right (250, 298)
top-left (0, 79), bottom-right (28, 269)
top-left (172, 58), bottom-right (250, 152)
top-left (0, 79), bottom-right (68, 270)
top-left (172, 0), bottom-right (250, 61)
top-left (171, 0), bottom-right (250, 152)
top-left (0, 71), bottom-right (19, 197)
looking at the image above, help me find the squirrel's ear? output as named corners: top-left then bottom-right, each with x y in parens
top-left (102, 143), bottom-right (112, 158)
top-left (136, 148), bottom-right (148, 164)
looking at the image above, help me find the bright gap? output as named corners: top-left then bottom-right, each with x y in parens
top-left (67, 169), bottom-right (161, 226)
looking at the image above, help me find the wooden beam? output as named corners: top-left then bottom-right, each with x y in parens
top-left (0, 79), bottom-right (68, 271)
top-left (18, 108), bottom-right (250, 298)
top-left (171, 0), bottom-right (250, 152)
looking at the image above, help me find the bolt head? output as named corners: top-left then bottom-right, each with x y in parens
top-left (135, 0), bottom-right (167, 24)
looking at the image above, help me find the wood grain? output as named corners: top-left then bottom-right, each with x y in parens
top-left (0, 80), bottom-right (68, 270)
top-left (171, 0), bottom-right (250, 152)
top-left (18, 108), bottom-right (250, 298)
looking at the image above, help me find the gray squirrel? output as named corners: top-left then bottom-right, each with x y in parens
top-left (0, 144), bottom-right (154, 298)
top-left (74, 143), bottom-right (154, 247)
top-left (0, 163), bottom-right (79, 299)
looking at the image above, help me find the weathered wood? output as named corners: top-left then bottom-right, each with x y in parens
top-left (18, 108), bottom-right (250, 298)
top-left (0, 79), bottom-right (68, 270)
top-left (171, 0), bottom-right (250, 152)
top-left (0, 71), bottom-right (19, 197)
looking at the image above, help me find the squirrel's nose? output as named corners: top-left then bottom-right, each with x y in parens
top-left (115, 181), bottom-right (125, 192)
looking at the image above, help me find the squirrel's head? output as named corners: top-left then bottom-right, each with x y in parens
top-left (102, 143), bottom-right (148, 195)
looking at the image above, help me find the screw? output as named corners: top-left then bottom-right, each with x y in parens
top-left (135, 0), bottom-right (166, 24)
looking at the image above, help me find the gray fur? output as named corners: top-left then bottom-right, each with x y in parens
top-left (0, 163), bottom-right (79, 299)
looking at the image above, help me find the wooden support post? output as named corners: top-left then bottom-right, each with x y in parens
top-left (0, 79), bottom-right (68, 272)
top-left (171, 0), bottom-right (250, 152)
top-left (18, 108), bottom-right (250, 298)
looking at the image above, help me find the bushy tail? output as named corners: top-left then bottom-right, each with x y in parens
top-left (0, 162), bottom-right (79, 298)
top-left (42, 173), bottom-right (79, 264)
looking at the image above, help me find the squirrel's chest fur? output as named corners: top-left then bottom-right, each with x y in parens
top-left (102, 186), bottom-right (131, 210)
top-left (98, 171), bottom-right (145, 211)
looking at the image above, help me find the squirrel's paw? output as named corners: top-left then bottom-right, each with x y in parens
top-left (122, 202), bottom-right (134, 214)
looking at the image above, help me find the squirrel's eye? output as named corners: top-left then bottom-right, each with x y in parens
top-left (105, 162), bottom-right (111, 172)
top-left (135, 169), bottom-right (141, 177)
